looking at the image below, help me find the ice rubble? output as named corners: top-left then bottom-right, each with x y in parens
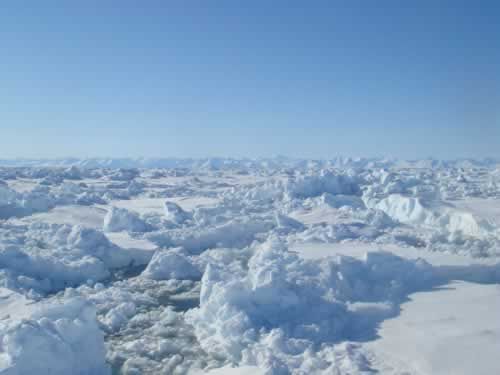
top-left (103, 206), bottom-right (151, 233)
top-left (366, 194), bottom-right (496, 238)
top-left (186, 238), bottom-right (436, 373)
top-left (141, 248), bottom-right (201, 281)
top-left (0, 160), bottom-right (499, 374)
top-left (146, 218), bottom-right (274, 254)
top-left (0, 184), bottom-right (54, 219)
top-left (0, 293), bottom-right (109, 375)
top-left (0, 180), bottom-right (113, 220)
top-left (0, 223), bottom-right (151, 295)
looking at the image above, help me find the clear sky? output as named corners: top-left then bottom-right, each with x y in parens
top-left (1, 1), bottom-right (499, 160)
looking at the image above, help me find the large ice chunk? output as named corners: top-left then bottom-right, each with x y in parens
top-left (369, 194), bottom-right (494, 238)
top-left (103, 206), bottom-right (151, 233)
top-left (141, 248), bottom-right (201, 280)
top-left (0, 297), bottom-right (110, 375)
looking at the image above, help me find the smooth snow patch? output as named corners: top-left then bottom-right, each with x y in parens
top-left (367, 281), bottom-right (500, 375)
top-left (105, 232), bottom-right (157, 252)
top-left (452, 197), bottom-right (500, 228)
top-left (18, 205), bottom-right (106, 229)
top-left (0, 288), bottom-right (35, 321)
top-left (290, 240), bottom-right (500, 267)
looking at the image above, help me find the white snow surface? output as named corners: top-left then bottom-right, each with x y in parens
top-left (103, 206), bottom-right (151, 233)
top-left (0, 159), bottom-right (499, 374)
top-left (366, 281), bottom-right (500, 375)
top-left (141, 248), bottom-right (201, 280)
top-left (0, 290), bottom-right (109, 375)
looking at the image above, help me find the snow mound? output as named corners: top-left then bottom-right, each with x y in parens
top-left (66, 225), bottom-right (149, 269)
top-left (141, 248), bottom-right (201, 280)
top-left (370, 195), bottom-right (435, 225)
top-left (369, 194), bottom-right (494, 238)
top-left (0, 298), bottom-right (109, 375)
top-left (0, 185), bottom-right (55, 219)
top-left (103, 206), bottom-right (151, 233)
top-left (186, 238), bottom-right (433, 372)
top-left (0, 223), bottom-right (151, 295)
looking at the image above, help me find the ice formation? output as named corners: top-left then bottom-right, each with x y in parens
top-left (103, 206), bottom-right (151, 233)
top-left (0, 292), bottom-right (109, 375)
top-left (164, 201), bottom-right (192, 224)
top-left (186, 238), bottom-right (436, 373)
top-left (141, 248), bottom-right (201, 280)
top-left (0, 157), bottom-right (499, 374)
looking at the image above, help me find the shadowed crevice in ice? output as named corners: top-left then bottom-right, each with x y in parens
top-left (158, 293), bottom-right (200, 312)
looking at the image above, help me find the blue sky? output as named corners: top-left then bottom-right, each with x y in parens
top-left (1, 1), bottom-right (499, 159)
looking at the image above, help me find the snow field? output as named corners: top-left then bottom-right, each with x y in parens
top-left (0, 159), bottom-right (499, 374)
